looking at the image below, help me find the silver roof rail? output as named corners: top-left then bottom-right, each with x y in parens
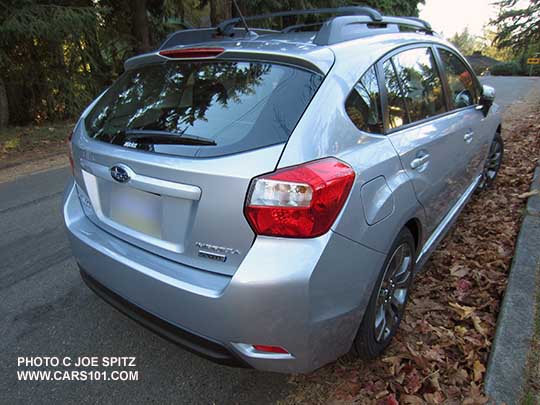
top-left (314, 15), bottom-right (433, 45)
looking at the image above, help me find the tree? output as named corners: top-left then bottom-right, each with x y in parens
top-left (0, 78), bottom-right (8, 129)
top-left (201, 0), bottom-right (425, 28)
top-left (492, 0), bottom-right (540, 52)
top-left (132, 0), bottom-right (152, 54)
top-left (0, 0), bottom-right (427, 128)
top-left (0, 1), bottom-right (100, 126)
top-left (352, 0), bottom-right (425, 16)
top-left (449, 28), bottom-right (481, 56)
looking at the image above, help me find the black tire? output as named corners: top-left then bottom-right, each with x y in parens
top-left (353, 227), bottom-right (416, 359)
top-left (477, 132), bottom-right (504, 192)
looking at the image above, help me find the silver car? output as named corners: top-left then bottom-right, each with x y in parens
top-left (63, 7), bottom-right (503, 373)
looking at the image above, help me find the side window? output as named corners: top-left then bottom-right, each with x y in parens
top-left (382, 60), bottom-right (409, 129)
top-left (345, 65), bottom-right (383, 133)
top-left (391, 47), bottom-right (446, 123)
top-left (438, 49), bottom-right (479, 108)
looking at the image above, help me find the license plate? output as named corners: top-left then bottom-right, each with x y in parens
top-left (109, 185), bottom-right (162, 239)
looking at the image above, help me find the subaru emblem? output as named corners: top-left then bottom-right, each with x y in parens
top-left (110, 165), bottom-right (131, 183)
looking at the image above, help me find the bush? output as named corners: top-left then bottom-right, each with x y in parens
top-left (490, 61), bottom-right (524, 76)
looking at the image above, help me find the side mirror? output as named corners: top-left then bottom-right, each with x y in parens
top-left (480, 85), bottom-right (496, 116)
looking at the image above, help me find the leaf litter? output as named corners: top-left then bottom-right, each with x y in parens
top-left (281, 98), bottom-right (540, 404)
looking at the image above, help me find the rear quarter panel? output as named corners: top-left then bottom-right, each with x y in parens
top-left (278, 35), bottom-right (429, 255)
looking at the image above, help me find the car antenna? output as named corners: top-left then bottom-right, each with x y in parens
top-left (232, 0), bottom-right (258, 38)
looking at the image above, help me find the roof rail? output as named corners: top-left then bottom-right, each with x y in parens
top-left (159, 7), bottom-right (434, 50)
top-left (159, 27), bottom-right (278, 50)
top-left (216, 6), bottom-right (383, 35)
top-left (313, 15), bottom-right (433, 45)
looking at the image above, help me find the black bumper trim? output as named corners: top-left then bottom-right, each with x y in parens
top-left (79, 267), bottom-right (250, 368)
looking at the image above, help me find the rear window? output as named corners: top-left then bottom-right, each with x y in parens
top-left (85, 61), bottom-right (323, 157)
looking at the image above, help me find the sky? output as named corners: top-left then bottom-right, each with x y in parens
top-left (418, 0), bottom-right (530, 38)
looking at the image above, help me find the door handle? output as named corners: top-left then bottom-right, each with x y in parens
top-left (410, 153), bottom-right (430, 170)
top-left (464, 131), bottom-right (474, 144)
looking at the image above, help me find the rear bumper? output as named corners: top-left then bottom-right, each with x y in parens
top-left (64, 181), bottom-right (385, 373)
top-left (79, 266), bottom-right (249, 368)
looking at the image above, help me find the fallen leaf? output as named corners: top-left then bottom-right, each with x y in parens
top-left (472, 315), bottom-right (486, 336)
top-left (473, 360), bottom-right (486, 382)
top-left (384, 393), bottom-right (399, 405)
top-left (401, 394), bottom-right (424, 404)
top-left (517, 189), bottom-right (539, 199)
top-left (449, 302), bottom-right (475, 319)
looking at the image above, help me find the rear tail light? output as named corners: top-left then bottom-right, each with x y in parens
top-left (67, 131), bottom-right (74, 175)
top-left (244, 158), bottom-right (355, 238)
top-left (158, 47), bottom-right (225, 59)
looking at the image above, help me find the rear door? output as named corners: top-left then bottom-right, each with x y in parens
top-left (72, 58), bottom-right (323, 276)
top-left (381, 45), bottom-right (469, 234)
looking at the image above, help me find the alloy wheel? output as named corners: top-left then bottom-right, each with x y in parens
top-left (479, 137), bottom-right (503, 190)
top-left (374, 243), bottom-right (413, 343)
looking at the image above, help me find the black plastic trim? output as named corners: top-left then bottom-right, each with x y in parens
top-left (79, 267), bottom-right (250, 368)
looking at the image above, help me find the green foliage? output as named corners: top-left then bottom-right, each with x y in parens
top-left (492, 0), bottom-right (540, 52)
top-left (0, 1), bottom-right (104, 123)
top-left (351, 0), bottom-right (424, 16)
top-left (236, 0), bottom-right (424, 18)
top-left (490, 0), bottom-right (540, 76)
top-left (1, 0), bottom-right (425, 127)
top-left (490, 61), bottom-right (523, 76)
top-left (448, 28), bottom-right (482, 56)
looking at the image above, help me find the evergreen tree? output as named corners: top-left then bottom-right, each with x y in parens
top-left (492, 0), bottom-right (540, 52)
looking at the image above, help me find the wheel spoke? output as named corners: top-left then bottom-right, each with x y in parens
top-left (391, 288), bottom-right (407, 310)
top-left (385, 305), bottom-right (396, 333)
top-left (479, 138), bottom-right (502, 190)
top-left (374, 305), bottom-right (387, 342)
top-left (394, 266), bottom-right (410, 286)
top-left (393, 245), bottom-right (405, 272)
top-left (394, 254), bottom-right (411, 280)
top-left (373, 242), bottom-right (413, 342)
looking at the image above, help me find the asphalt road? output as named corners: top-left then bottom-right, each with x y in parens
top-left (1, 76), bottom-right (539, 404)
top-left (479, 75), bottom-right (540, 110)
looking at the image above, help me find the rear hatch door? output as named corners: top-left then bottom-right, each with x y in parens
top-left (72, 57), bottom-right (323, 276)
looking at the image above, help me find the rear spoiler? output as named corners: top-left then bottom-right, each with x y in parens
top-left (124, 46), bottom-right (334, 75)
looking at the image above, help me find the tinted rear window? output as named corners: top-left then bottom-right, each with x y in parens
top-left (85, 61), bottom-right (323, 157)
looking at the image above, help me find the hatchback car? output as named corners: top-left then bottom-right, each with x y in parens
top-left (63, 6), bottom-right (503, 373)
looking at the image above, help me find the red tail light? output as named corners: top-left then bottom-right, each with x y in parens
top-left (244, 158), bottom-right (355, 238)
top-left (159, 47), bottom-right (225, 59)
top-left (67, 131), bottom-right (74, 175)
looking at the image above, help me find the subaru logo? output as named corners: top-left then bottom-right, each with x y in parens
top-left (110, 165), bottom-right (131, 183)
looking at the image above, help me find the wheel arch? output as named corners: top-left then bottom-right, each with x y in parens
top-left (403, 217), bottom-right (422, 255)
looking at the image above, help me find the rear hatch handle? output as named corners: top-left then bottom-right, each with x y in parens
top-left (80, 159), bottom-right (201, 201)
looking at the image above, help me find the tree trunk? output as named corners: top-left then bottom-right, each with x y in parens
top-left (0, 77), bottom-right (9, 129)
top-left (209, 0), bottom-right (232, 26)
top-left (132, 0), bottom-right (151, 54)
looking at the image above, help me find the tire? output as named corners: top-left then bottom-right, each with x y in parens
top-left (477, 132), bottom-right (504, 192)
top-left (353, 227), bottom-right (416, 359)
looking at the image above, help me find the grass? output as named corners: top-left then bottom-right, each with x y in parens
top-left (0, 121), bottom-right (74, 164)
top-left (521, 262), bottom-right (540, 405)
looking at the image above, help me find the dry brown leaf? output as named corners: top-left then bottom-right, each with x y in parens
top-left (473, 360), bottom-right (486, 382)
top-left (401, 394), bottom-right (424, 404)
top-left (472, 315), bottom-right (487, 336)
top-left (517, 189), bottom-right (539, 199)
top-left (449, 302), bottom-right (475, 319)
top-left (282, 99), bottom-right (540, 405)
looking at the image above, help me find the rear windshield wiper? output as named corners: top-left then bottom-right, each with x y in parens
top-left (120, 129), bottom-right (217, 146)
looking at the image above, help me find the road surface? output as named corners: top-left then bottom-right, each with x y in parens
top-left (479, 76), bottom-right (540, 110)
top-left (1, 76), bottom-right (539, 404)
